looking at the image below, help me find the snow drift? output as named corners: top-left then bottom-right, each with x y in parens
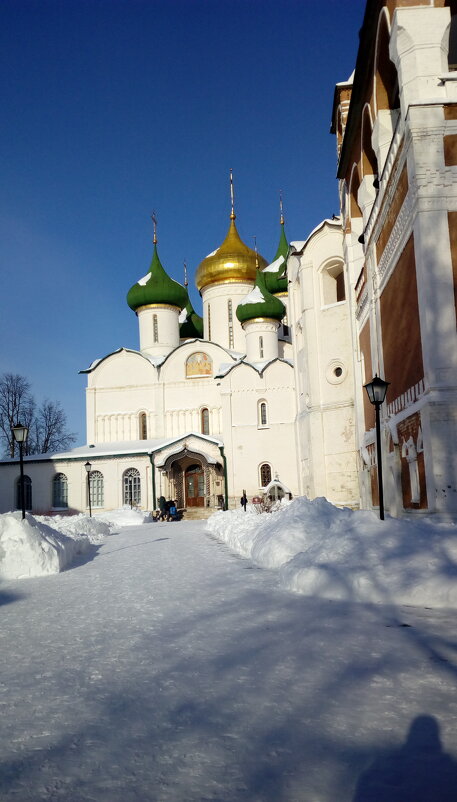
top-left (207, 497), bottom-right (457, 608)
top-left (0, 512), bottom-right (111, 580)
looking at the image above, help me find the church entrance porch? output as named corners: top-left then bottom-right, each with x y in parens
top-left (154, 437), bottom-right (226, 514)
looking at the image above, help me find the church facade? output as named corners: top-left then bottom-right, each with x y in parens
top-left (1, 0), bottom-right (456, 520)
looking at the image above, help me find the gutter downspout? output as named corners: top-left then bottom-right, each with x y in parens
top-left (218, 444), bottom-right (228, 511)
top-left (149, 453), bottom-right (156, 510)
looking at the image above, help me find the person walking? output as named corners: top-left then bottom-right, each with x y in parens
top-left (240, 490), bottom-right (248, 511)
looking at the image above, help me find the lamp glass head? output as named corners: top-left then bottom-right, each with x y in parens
top-left (364, 375), bottom-right (390, 405)
top-left (12, 422), bottom-right (29, 443)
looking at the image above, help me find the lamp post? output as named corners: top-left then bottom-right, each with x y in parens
top-left (84, 461), bottom-right (92, 517)
top-left (364, 375), bottom-right (390, 520)
top-left (12, 422), bottom-right (29, 520)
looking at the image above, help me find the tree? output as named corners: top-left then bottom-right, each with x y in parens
top-left (0, 373), bottom-right (35, 457)
top-left (29, 400), bottom-right (76, 455)
top-left (0, 373), bottom-right (76, 457)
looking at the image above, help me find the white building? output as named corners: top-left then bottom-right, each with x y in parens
top-left (0, 199), bottom-right (359, 516)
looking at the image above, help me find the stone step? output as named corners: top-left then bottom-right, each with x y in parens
top-left (181, 507), bottom-right (216, 520)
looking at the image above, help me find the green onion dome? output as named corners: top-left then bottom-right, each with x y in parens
top-left (236, 268), bottom-right (285, 324)
top-left (179, 294), bottom-right (204, 339)
top-left (263, 221), bottom-right (289, 295)
top-left (127, 244), bottom-right (188, 312)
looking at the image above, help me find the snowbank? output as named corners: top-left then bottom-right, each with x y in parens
top-left (0, 512), bottom-right (112, 580)
top-left (0, 508), bottom-right (153, 581)
top-left (207, 497), bottom-right (457, 608)
top-left (95, 507), bottom-right (153, 528)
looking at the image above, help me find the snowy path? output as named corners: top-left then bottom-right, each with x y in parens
top-left (1, 521), bottom-right (457, 801)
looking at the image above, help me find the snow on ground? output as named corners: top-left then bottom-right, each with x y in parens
top-left (207, 497), bottom-right (457, 609)
top-left (0, 513), bottom-right (106, 580)
top-left (1, 520), bottom-right (457, 801)
top-left (0, 508), bottom-right (148, 580)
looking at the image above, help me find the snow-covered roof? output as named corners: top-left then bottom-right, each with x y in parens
top-left (80, 348), bottom-right (165, 374)
top-left (0, 433), bottom-right (224, 465)
top-left (263, 254), bottom-right (285, 273)
top-left (263, 477), bottom-right (291, 495)
top-left (238, 286), bottom-right (266, 306)
top-left (215, 357), bottom-right (293, 379)
top-left (289, 217), bottom-right (342, 257)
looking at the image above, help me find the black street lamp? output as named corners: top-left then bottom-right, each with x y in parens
top-left (12, 422), bottom-right (29, 520)
top-left (364, 375), bottom-right (390, 520)
top-left (84, 461), bottom-right (92, 517)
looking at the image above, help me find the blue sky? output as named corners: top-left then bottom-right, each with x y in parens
top-left (0, 0), bottom-right (365, 445)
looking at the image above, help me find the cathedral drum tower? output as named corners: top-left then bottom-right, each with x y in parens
top-left (195, 172), bottom-right (268, 352)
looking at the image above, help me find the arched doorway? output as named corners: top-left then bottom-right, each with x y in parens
top-left (185, 463), bottom-right (205, 507)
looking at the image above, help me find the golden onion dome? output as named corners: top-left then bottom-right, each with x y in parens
top-left (195, 216), bottom-right (268, 292)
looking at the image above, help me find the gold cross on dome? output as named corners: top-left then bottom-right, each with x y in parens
top-left (151, 211), bottom-right (158, 244)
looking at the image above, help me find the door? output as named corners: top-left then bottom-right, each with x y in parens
top-left (185, 464), bottom-right (205, 507)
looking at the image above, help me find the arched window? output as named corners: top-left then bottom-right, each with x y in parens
top-left (89, 470), bottom-right (104, 508)
top-left (139, 412), bottom-right (147, 440)
top-left (322, 262), bottom-right (346, 306)
top-left (258, 401), bottom-right (268, 427)
top-left (16, 475), bottom-right (32, 511)
top-left (123, 468), bottom-right (141, 507)
top-left (53, 473), bottom-right (68, 508)
top-left (201, 407), bottom-right (210, 435)
top-left (361, 105), bottom-right (378, 181)
top-left (259, 336), bottom-right (264, 359)
top-left (259, 463), bottom-right (272, 488)
top-left (374, 11), bottom-right (400, 113)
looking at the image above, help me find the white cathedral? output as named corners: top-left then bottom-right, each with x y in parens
top-left (0, 191), bottom-right (358, 516)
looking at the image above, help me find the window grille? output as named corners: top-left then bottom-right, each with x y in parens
top-left (153, 314), bottom-right (159, 343)
top-left (260, 463), bottom-right (272, 487)
top-left (123, 468), bottom-right (141, 506)
top-left (53, 473), bottom-right (68, 508)
top-left (89, 471), bottom-right (104, 508)
top-left (259, 336), bottom-right (264, 359)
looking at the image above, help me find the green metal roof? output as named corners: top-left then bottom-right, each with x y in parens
top-left (127, 244), bottom-right (188, 312)
top-left (236, 268), bottom-right (285, 324)
top-left (263, 221), bottom-right (289, 295)
top-left (179, 295), bottom-right (204, 339)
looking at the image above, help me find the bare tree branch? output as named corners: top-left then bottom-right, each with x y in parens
top-left (0, 374), bottom-right (34, 457)
top-left (32, 399), bottom-right (77, 455)
top-left (0, 374), bottom-right (76, 457)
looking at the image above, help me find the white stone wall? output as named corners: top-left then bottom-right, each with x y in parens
top-left (289, 221), bottom-right (359, 506)
top-left (201, 281), bottom-right (253, 351)
top-left (137, 305), bottom-right (180, 356)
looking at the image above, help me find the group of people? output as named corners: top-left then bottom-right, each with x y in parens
top-left (153, 496), bottom-right (181, 522)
